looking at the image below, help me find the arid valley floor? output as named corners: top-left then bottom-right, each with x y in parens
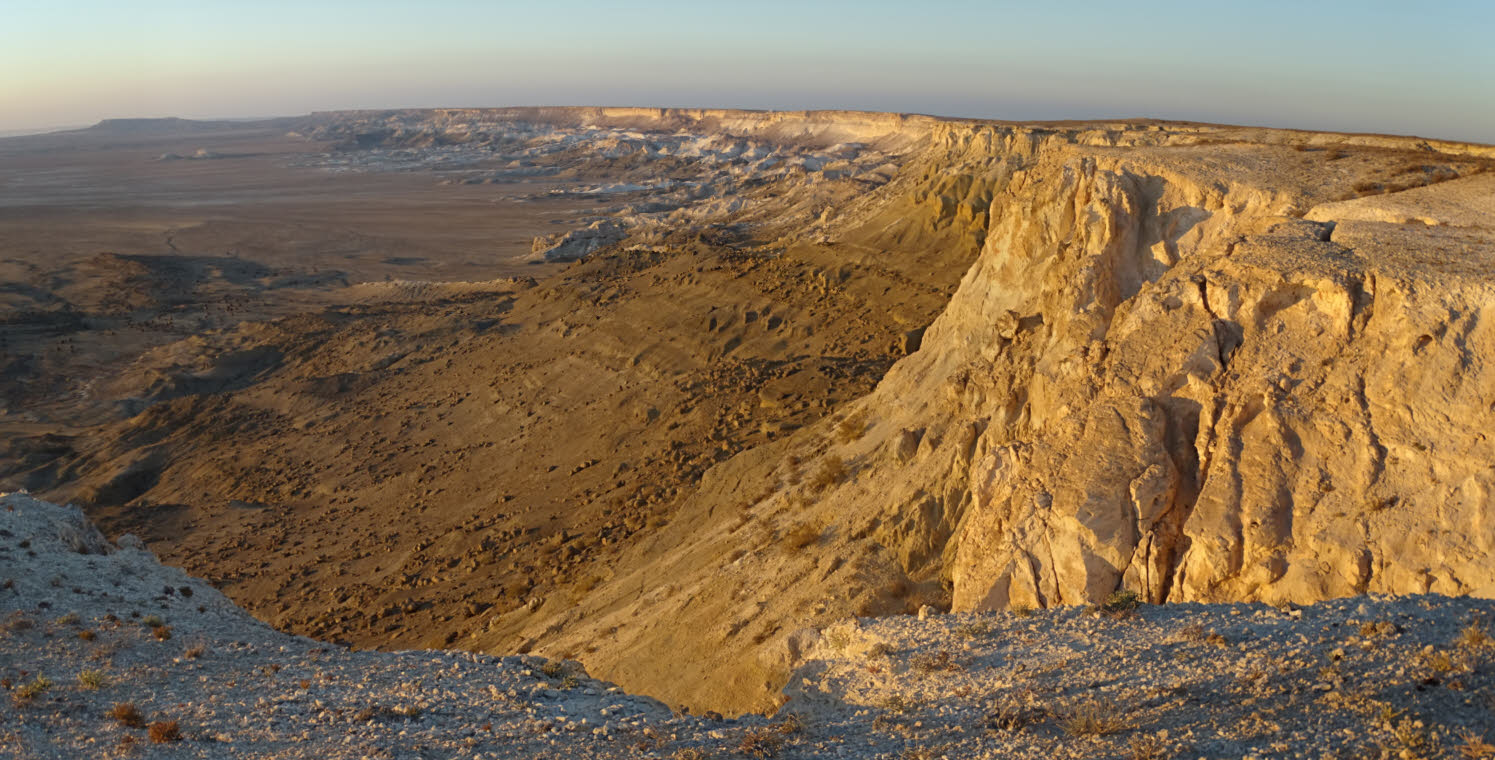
top-left (3, 108), bottom-right (1495, 757)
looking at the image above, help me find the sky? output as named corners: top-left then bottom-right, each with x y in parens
top-left (3, 0), bottom-right (1493, 142)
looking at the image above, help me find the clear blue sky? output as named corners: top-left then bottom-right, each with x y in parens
top-left (4, 0), bottom-right (1493, 142)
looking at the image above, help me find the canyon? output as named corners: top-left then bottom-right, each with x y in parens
top-left (2, 107), bottom-right (1494, 722)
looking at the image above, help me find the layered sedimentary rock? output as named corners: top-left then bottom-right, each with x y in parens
top-left (6, 107), bottom-right (1494, 716)
top-left (503, 119), bottom-right (1495, 713)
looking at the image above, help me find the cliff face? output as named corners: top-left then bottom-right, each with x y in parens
top-left (493, 121), bottom-right (1495, 713)
top-left (947, 166), bottom-right (1495, 612)
top-left (10, 107), bottom-right (1493, 717)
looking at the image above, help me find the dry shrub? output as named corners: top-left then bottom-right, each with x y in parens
top-left (111, 702), bottom-right (144, 728)
top-left (1177, 623), bottom-right (1208, 642)
top-left (783, 522), bottom-right (821, 551)
top-left (776, 713), bottom-right (804, 735)
top-left (985, 698), bottom-right (1039, 733)
top-left (808, 456), bottom-right (846, 491)
top-left (148, 720), bottom-right (181, 743)
top-left (835, 410), bottom-right (869, 444)
top-left (738, 726), bottom-right (782, 758)
top-left (910, 650), bottom-right (961, 674)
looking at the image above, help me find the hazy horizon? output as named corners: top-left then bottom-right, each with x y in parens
top-left (5, 0), bottom-right (1494, 144)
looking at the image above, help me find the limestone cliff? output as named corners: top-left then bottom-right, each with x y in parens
top-left (11, 107), bottom-right (1493, 717)
top-left (488, 118), bottom-right (1495, 713)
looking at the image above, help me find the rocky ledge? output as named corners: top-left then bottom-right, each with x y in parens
top-left (3, 491), bottom-right (1492, 759)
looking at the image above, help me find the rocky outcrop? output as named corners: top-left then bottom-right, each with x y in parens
top-left (530, 219), bottom-right (626, 262)
top-left (826, 148), bottom-right (1495, 615)
top-left (13, 107), bottom-right (1495, 717)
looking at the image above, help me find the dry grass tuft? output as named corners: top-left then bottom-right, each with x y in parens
top-left (79, 669), bottom-right (107, 690)
top-left (1129, 734), bottom-right (1169, 760)
top-left (1457, 728), bottom-right (1495, 759)
top-left (1061, 701), bottom-right (1130, 737)
top-left (1459, 622), bottom-right (1493, 651)
top-left (12, 675), bottom-right (51, 704)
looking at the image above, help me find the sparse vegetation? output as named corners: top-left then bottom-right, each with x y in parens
top-left (12, 674), bottom-right (52, 703)
top-left (353, 704), bottom-right (423, 722)
top-left (110, 702), bottom-right (145, 728)
top-left (783, 522), bottom-right (821, 551)
top-left (883, 694), bottom-right (914, 714)
top-left (956, 620), bottom-right (991, 639)
top-left (141, 615), bottom-right (164, 627)
top-left (737, 726), bottom-right (782, 758)
top-left (79, 669), bottom-right (107, 689)
top-left (1459, 621), bottom-right (1492, 650)
top-left (148, 720), bottom-right (182, 743)
top-left (1061, 701), bottom-right (1130, 737)
top-left (1095, 589), bottom-right (1141, 619)
top-left (834, 409), bottom-right (869, 444)
top-left (1390, 717), bottom-right (1430, 756)
top-left (910, 650), bottom-right (960, 673)
top-left (808, 455), bottom-right (847, 491)
top-left (151, 624), bottom-right (173, 641)
top-left (985, 698), bottom-right (1041, 734)
top-left (1129, 734), bottom-right (1168, 760)
top-left (1419, 647), bottom-right (1463, 674)
top-left (1457, 728), bottom-right (1495, 759)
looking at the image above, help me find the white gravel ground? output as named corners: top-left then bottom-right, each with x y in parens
top-left (3, 491), bottom-right (1493, 759)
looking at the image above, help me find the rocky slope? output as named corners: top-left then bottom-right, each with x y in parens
top-left (451, 111), bottom-right (1495, 713)
top-left (4, 108), bottom-right (1495, 717)
top-left (4, 492), bottom-right (1494, 759)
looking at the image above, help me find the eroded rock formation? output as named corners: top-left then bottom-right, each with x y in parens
top-left (5, 108), bottom-right (1493, 716)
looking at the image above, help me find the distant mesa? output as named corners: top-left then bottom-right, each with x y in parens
top-left (157, 148), bottom-right (225, 161)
